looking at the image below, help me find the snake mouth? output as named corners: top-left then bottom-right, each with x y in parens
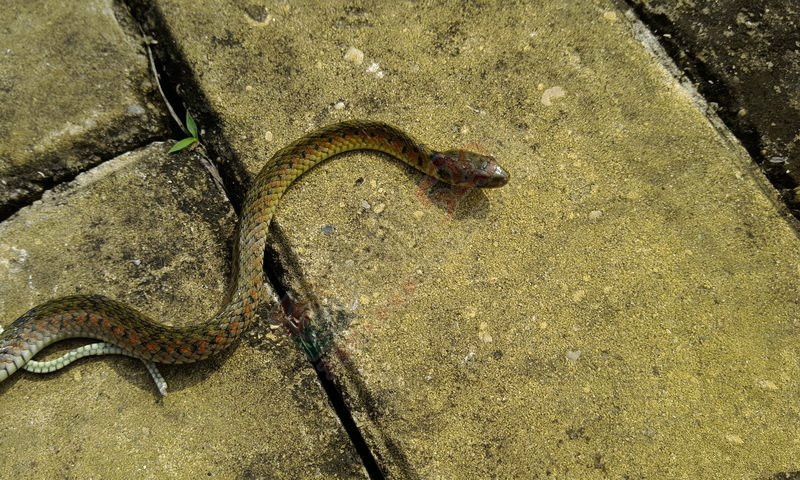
top-left (481, 164), bottom-right (510, 188)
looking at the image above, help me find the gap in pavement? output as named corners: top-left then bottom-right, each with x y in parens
top-left (0, 151), bottom-right (125, 222)
top-left (0, 1), bottom-right (174, 223)
top-left (125, 0), bottom-right (386, 477)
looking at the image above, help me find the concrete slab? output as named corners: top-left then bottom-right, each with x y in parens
top-left (140, 0), bottom-right (800, 476)
top-left (0, 0), bottom-right (169, 218)
top-left (0, 144), bottom-right (364, 478)
top-left (630, 0), bottom-right (800, 219)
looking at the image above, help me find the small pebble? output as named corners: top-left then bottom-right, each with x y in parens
top-left (361, 200), bottom-right (371, 211)
top-left (572, 289), bottom-right (586, 302)
top-left (127, 104), bottom-right (145, 116)
top-left (265, 131), bottom-right (273, 142)
top-left (366, 62), bottom-right (385, 78)
top-left (478, 322), bottom-right (493, 343)
top-left (566, 350), bottom-right (581, 361)
top-left (757, 379), bottom-right (778, 391)
top-left (541, 86), bottom-right (566, 106)
top-left (588, 210), bottom-right (603, 220)
top-left (334, 101), bottom-right (345, 110)
top-left (320, 224), bottom-right (335, 235)
top-left (725, 434), bottom-right (744, 445)
top-left (343, 46), bottom-right (364, 65)
top-left (374, 203), bottom-right (386, 214)
top-left (462, 349), bottom-right (477, 364)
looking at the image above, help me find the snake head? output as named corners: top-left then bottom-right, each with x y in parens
top-left (430, 150), bottom-right (509, 188)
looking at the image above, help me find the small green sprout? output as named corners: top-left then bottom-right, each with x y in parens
top-left (168, 111), bottom-right (200, 153)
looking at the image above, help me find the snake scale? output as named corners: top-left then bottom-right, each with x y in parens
top-left (0, 120), bottom-right (509, 393)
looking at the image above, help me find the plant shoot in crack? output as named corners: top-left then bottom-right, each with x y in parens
top-left (169, 111), bottom-right (202, 153)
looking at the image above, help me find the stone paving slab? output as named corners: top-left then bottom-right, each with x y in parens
top-left (0, 0), bottom-right (169, 219)
top-left (0, 144), bottom-right (364, 478)
top-left (630, 0), bottom-right (800, 217)
top-left (141, 0), bottom-right (800, 477)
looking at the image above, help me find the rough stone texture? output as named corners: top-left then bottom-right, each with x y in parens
top-left (0, 144), bottom-right (364, 479)
top-left (136, 0), bottom-right (800, 477)
top-left (0, 0), bottom-right (169, 219)
top-left (629, 0), bottom-right (800, 217)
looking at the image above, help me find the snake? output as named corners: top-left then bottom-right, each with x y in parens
top-left (0, 120), bottom-right (509, 394)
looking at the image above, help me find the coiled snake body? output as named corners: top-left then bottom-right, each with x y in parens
top-left (0, 121), bottom-right (508, 393)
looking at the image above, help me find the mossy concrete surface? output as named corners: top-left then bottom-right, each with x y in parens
top-left (144, 0), bottom-right (800, 477)
top-left (0, 144), bottom-right (364, 478)
top-left (0, 0), bottom-right (168, 218)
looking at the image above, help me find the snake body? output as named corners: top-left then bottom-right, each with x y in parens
top-left (0, 120), bottom-right (508, 391)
